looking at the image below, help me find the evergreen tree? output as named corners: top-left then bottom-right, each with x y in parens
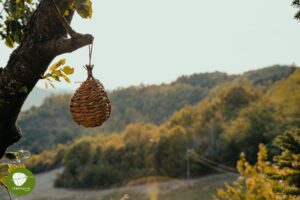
top-left (271, 129), bottom-right (300, 196)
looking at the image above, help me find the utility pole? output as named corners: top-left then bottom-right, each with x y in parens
top-left (186, 149), bottom-right (190, 180)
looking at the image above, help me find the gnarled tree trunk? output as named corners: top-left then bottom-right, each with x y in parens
top-left (0, 0), bottom-right (94, 158)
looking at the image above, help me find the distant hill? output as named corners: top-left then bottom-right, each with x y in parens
top-left (12, 65), bottom-right (296, 153)
top-left (15, 95), bottom-right (85, 153)
top-left (22, 87), bottom-right (71, 111)
top-left (105, 71), bottom-right (233, 132)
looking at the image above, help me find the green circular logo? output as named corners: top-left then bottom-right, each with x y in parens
top-left (6, 167), bottom-right (35, 197)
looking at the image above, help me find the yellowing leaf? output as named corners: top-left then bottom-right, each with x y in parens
top-left (52, 70), bottom-right (63, 76)
top-left (42, 73), bottom-right (51, 79)
top-left (50, 59), bottom-right (66, 71)
top-left (64, 77), bottom-right (71, 83)
top-left (0, 164), bottom-right (9, 177)
top-left (62, 74), bottom-right (71, 83)
top-left (64, 9), bottom-right (69, 16)
top-left (8, 164), bottom-right (25, 173)
top-left (0, 177), bottom-right (7, 187)
top-left (62, 66), bottom-right (74, 75)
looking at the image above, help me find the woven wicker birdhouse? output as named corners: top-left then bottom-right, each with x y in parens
top-left (70, 64), bottom-right (111, 128)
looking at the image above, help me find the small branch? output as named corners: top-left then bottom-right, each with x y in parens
top-left (49, 0), bottom-right (81, 38)
top-left (5, 186), bottom-right (12, 200)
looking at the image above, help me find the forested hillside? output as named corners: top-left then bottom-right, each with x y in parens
top-left (19, 65), bottom-right (300, 189)
top-left (16, 95), bottom-right (85, 153)
top-left (50, 67), bottom-right (300, 188)
top-left (13, 65), bottom-right (295, 154)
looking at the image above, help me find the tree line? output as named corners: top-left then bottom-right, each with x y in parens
top-left (13, 65), bottom-right (295, 153)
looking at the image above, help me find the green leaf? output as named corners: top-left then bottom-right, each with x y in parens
top-left (62, 66), bottom-right (74, 75)
top-left (75, 0), bottom-right (92, 18)
top-left (5, 35), bottom-right (14, 48)
top-left (51, 75), bottom-right (61, 82)
top-left (55, 0), bottom-right (72, 17)
top-left (18, 86), bottom-right (28, 94)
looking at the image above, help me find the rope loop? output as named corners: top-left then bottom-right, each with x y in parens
top-left (84, 43), bottom-right (94, 80)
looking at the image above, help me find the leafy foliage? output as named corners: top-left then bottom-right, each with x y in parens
top-left (214, 130), bottom-right (300, 199)
top-left (42, 59), bottom-right (74, 88)
top-left (213, 145), bottom-right (283, 200)
top-left (13, 94), bottom-right (85, 153)
top-left (0, 0), bottom-right (37, 48)
top-left (54, 123), bottom-right (197, 188)
top-left (24, 145), bottom-right (66, 173)
top-left (293, 0), bottom-right (300, 20)
top-left (0, 0), bottom-right (93, 48)
top-left (54, 0), bottom-right (92, 19)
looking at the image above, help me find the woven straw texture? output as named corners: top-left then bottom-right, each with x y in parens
top-left (70, 78), bottom-right (111, 127)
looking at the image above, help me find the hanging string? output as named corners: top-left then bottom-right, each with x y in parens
top-left (89, 43), bottom-right (93, 66)
top-left (84, 43), bottom-right (94, 80)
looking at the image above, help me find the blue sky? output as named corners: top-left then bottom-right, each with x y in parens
top-left (1, 0), bottom-right (300, 90)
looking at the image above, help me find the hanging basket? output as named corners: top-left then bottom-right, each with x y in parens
top-left (70, 45), bottom-right (111, 127)
top-left (70, 70), bottom-right (111, 127)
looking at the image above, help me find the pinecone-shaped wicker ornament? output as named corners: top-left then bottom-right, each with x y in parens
top-left (70, 63), bottom-right (111, 128)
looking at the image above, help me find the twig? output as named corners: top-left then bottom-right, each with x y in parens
top-left (5, 186), bottom-right (12, 200)
top-left (49, 0), bottom-right (82, 38)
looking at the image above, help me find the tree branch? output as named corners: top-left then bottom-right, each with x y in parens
top-left (0, 0), bottom-right (94, 158)
top-left (41, 34), bottom-right (94, 55)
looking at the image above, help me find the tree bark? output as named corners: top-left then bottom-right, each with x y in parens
top-left (0, 0), bottom-right (94, 158)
